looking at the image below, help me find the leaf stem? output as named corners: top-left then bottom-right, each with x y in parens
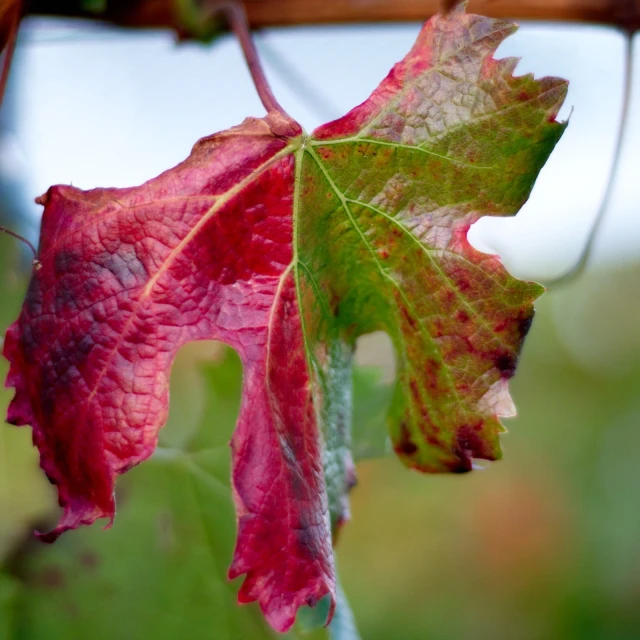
top-left (546, 33), bottom-right (635, 288)
top-left (441, 0), bottom-right (461, 13)
top-left (204, 1), bottom-right (294, 121)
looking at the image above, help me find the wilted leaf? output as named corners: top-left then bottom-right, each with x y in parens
top-left (3, 6), bottom-right (566, 631)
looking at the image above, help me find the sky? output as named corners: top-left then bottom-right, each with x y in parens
top-left (2, 18), bottom-right (639, 282)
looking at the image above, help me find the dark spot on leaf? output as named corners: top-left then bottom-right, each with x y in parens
top-left (77, 334), bottom-right (95, 357)
top-left (24, 278), bottom-right (44, 320)
top-left (454, 422), bottom-right (494, 472)
top-left (409, 379), bottom-right (421, 403)
top-left (400, 306), bottom-right (417, 330)
top-left (426, 358), bottom-right (441, 373)
top-left (518, 311), bottom-right (534, 339)
top-left (296, 525), bottom-right (322, 560)
top-left (54, 249), bottom-right (83, 279)
top-left (399, 439), bottom-right (418, 455)
top-left (396, 422), bottom-right (418, 455)
top-left (95, 248), bottom-right (148, 289)
top-left (456, 310), bottom-right (469, 323)
top-left (495, 351), bottom-right (517, 379)
top-left (448, 459), bottom-right (472, 473)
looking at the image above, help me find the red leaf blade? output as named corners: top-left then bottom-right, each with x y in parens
top-left (4, 116), bottom-right (335, 630)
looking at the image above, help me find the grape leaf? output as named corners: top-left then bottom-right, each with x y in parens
top-left (3, 6), bottom-right (567, 632)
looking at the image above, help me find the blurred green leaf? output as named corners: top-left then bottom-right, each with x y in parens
top-left (351, 367), bottom-right (393, 461)
top-left (297, 574), bottom-right (361, 640)
top-left (328, 580), bottom-right (361, 640)
top-left (0, 574), bottom-right (20, 638)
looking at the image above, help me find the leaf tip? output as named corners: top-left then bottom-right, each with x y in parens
top-left (35, 502), bottom-right (114, 545)
top-left (229, 543), bottom-right (337, 633)
top-left (261, 587), bottom-right (337, 634)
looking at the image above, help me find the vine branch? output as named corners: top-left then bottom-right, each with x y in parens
top-left (21, 0), bottom-right (640, 33)
top-left (0, 0), bottom-right (20, 108)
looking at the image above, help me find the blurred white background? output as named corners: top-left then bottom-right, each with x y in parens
top-left (2, 19), bottom-right (639, 281)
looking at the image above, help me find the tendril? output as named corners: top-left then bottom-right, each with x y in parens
top-left (545, 33), bottom-right (635, 288)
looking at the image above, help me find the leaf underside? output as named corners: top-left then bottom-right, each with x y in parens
top-left (3, 6), bottom-right (567, 633)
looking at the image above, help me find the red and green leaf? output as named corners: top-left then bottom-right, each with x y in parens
top-left (3, 6), bottom-right (566, 632)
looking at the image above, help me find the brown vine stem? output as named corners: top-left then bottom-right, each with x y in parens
top-left (203, 1), bottom-right (295, 123)
top-left (545, 33), bottom-right (635, 289)
top-left (20, 0), bottom-right (640, 32)
top-left (0, 0), bottom-right (20, 108)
